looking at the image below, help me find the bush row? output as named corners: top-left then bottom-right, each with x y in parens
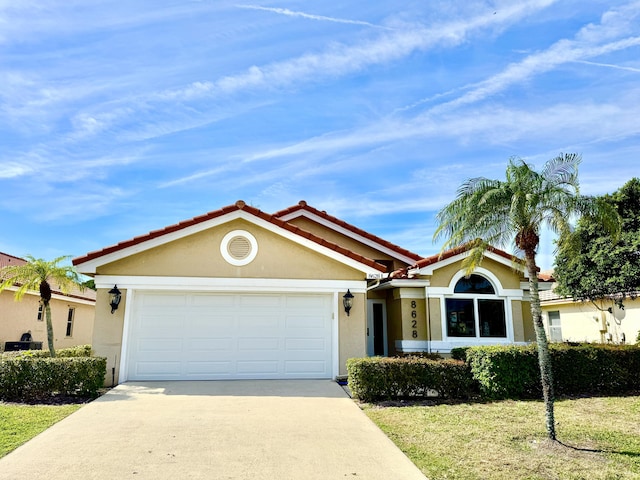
top-left (346, 356), bottom-right (476, 402)
top-left (0, 356), bottom-right (106, 401)
top-left (347, 344), bottom-right (640, 402)
top-left (467, 343), bottom-right (640, 399)
top-left (1, 344), bottom-right (93, 359)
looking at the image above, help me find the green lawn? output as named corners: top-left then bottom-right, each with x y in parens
top-left (364, 396), bottom-right (640, 480)
top-left (0, 403), bottom-right (82, 458)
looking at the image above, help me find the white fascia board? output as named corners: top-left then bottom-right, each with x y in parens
top-left (427, 287), bottom-right (524, 298)
top-left (95, 276), bottom-right (368, 294)
top-left (3, 285), bottom-right (95, 305)
top-left (278, 210), bottom-right (419, 265)
top-left (411, 251), bottom-right (526, 276)
top-left (370, 279), bottom-right (430, 291)
top-left (76, 210), bottom-right (381, 277)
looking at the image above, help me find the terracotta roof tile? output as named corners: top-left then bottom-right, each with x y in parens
top-left (273, 201), bottom-right (423, 262)
top-left (73, 201), bottom-right (386, 272)
top-left (411, 244), bottom-right (523, 270)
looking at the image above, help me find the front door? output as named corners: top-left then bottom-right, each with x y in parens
top-left (367, 300), bottom-right (387, 356)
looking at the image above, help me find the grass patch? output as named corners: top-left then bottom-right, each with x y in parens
top-left (0, 403), bottom-right (82, 458)
top-left (364, 396), bottom-right (640, 480)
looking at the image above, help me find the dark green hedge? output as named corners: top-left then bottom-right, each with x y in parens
top-left (1, 344), bottom-right (93, 359)
top-left (466, 343), bottom-right (640, 400)
top-left (0, 356), bottom-right (106, 401)
top-left (346, 356), bottom-right (477, 402)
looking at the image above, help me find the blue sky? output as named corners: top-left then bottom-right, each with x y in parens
top-left (1, 0), bottom-right (639, 271)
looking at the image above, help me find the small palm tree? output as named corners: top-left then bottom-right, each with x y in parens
top-left (0, 255), bottom-right (84, 358)
top-left (434, 153), bottom-right (620, 440)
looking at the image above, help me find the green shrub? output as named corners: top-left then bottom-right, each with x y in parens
top-left (0, 356), bottom-right (106, 402)
top-left (465, 343), bottom-right (640, 400)
top-left (346, 356), bottom-right (476, 402)
top-left (450, 347), bottom-right (471, 362)
top-left (1, 344), bottom-right (93, 359)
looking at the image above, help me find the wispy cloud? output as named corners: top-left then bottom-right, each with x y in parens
top-left (236, 4), bottom-right (392, 29)
top-left (574, 59), bottom-right (640, 73)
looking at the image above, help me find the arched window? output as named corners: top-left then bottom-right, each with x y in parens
top-left (453, 274), bottom-right (495, 294)
top-left (446, 274), bottom-right (506, 338)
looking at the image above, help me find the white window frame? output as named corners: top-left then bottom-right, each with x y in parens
top-left (439, 268), bottom-right (515, 344)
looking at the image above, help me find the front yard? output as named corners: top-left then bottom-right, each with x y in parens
top-left (0, 403), bottom-right (82, 458)
top-left (364, 395), bottom-right (640, 480)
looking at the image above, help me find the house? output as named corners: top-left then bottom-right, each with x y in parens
top-left (540, 282), bottom-right (640, 344)
top-left (72, 200), bottom-right (538, 384)
top-left (0, 252), bottom-right (96, 352)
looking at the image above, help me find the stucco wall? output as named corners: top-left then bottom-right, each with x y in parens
top-left (541, 298), bottom-right (640, 344)
top-left (428, 297), bottom-right (443, 341)
top-left (92, 287), bottom-right (127, 385)
top-left (429, 257), bottom-right (524, 289)
top-left (338, 291), bottom-right (366, 376)
top-left (97, 219), bottom-right (363, 281)
top-left (285, 217), bottom-right (408, 271)
top-left (0, 290), bottom-right (94, 352)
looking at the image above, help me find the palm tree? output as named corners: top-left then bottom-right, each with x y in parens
top-left (433, 153), bottom-right (620, 440)
top-left (0, 255), bottom-right (84, 358)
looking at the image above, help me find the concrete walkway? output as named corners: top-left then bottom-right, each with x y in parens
top-left (0, 381), bottom-right (426, 479)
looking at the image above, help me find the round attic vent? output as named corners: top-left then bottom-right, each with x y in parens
top-left (220, 230), bottom-right (258, 266)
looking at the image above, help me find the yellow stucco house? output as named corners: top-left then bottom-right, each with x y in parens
top-left (0, 252), bottom-right (96, 352)
top-left (540, 284), bottom-right (640, 345)
top-left (73, 201), bottom-right (539, 384)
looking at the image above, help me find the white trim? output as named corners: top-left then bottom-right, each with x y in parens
top-left (371, 279), bottom-right (430, 291)
top-left (220, 230), bottom-right (258, 266)
top-left (396, 339), bottom-right (529, 354)
top-left (118, 288), bottom-right (133, 383)
top-left (75, 210), bottom-right (383, 276)
top-left (277, 209), bottom-right (419, 265)
top-left (332, 291), bottom-right (340, 379)
top-left (96, 276), bottom-right (367, 294)
top-left (411, 250), bottom-right (526, 276)
top-left (2, 285), bottom-right (96, 305)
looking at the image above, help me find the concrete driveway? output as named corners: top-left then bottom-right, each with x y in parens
top-left (0, 381), bottom-right (426, 479)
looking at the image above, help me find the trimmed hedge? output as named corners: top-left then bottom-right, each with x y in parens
top-left (1, 344), bottom-right (93, 359)
top-left (0, 356), bottom-right (106, 402)
top-left (466, 343), bottom-right (640, 400)
top-left (346, 356), bottom-right (477, 402)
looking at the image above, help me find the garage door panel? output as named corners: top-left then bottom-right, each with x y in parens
top-left (136, 361), bottom-right (182, 376)
top-left (186, 361), bottom-right (232, 375)
top-left (138, 338), bottom-right (183, 353)
top-left (128, 292), bottom-right (333, 380)
top-left (285, 338), bottom-right (325, 351)
top-left (188, 338), bottom-right (232, 351)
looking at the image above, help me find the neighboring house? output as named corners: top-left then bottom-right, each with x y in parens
top-left (540, 282), bottom-right (640, 345)
top-left (73, 200), bottom-right (541, 384)
top-left (0, 252), bottom-right (96, 352)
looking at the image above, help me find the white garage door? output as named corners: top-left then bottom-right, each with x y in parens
top-left (126, 292), bottom-right (333, 380)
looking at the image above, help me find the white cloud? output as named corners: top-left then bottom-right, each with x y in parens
top-left (236, 4), bottom-right (392, 29)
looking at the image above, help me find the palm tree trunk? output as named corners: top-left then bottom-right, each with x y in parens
top-left (525, 250), bottom-right (556, 441)
top-left (44, 302), bottom-right (56, 358)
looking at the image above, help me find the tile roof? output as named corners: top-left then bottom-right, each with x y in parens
top-left (73, 200), bottom-right (387, 272)
top-left (410, 244), bottom-right (522, 270)
top-left (273, 201), bottom-right (423, 262)
top-left (0, 251), bottom-right (26, 269)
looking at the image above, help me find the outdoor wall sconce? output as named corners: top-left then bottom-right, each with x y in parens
top-left (343, 289), bottom-right (354, 316)
top-left (108, 285), bottom-right (122, 314)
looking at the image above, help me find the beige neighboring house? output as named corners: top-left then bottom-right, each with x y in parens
top-left (73, 200), bottom-right (542, 385)
top-left (0, 252), bottom-right (96, 352)
top-left (540, 279), bottom-right (640, 345)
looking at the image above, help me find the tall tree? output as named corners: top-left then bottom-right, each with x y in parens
top-left (554, 178), bottom-right (640, 308)
top-left (433, 154), bottom-right (620, 441)
top-left (0, 255), bottom-right (83, 357)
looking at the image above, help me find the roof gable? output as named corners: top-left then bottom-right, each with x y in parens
top-left (274, 201), bottom-right (422, 266)
top-left (73, 201), bottom-right (386, 275)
